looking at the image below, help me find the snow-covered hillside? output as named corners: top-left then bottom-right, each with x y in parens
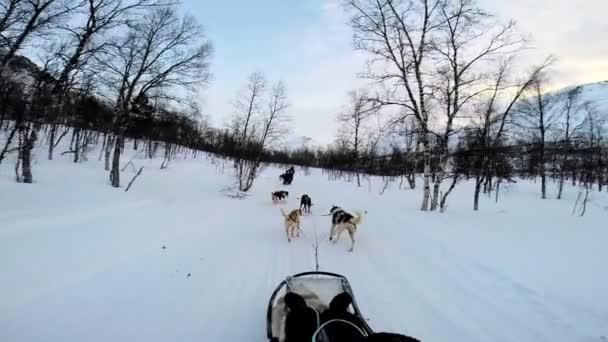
top-left (1, 143), bottom-right (607, 342)
top-left (557, 80), bottom-right (608, 114)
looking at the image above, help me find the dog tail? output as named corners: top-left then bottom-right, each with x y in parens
top-left (352, 211), bottom-right (365, 225)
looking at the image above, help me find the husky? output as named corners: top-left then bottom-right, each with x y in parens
top-left (280, 208), bottom-right (303, 242)
top-left (299, 194), bottom-right (312, 215)
top-left (328, 206), bottom-right (364, 252)
top-left (272, 190), bottom-right (289, 203)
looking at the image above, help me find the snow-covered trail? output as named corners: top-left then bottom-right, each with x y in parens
top-left (1, 150), bottom-right (607, 342)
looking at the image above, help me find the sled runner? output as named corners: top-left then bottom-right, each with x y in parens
top-left (267, 271), bottom-right (374, 342)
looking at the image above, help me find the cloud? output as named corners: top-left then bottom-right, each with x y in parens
top-left (481, 0), bottom-right (608, 87)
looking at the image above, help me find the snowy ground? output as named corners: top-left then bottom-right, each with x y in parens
top-left (1, 143), bottom-right (607, 342)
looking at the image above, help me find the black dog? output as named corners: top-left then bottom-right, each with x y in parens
top-left (280, 166), bottom-right (295, 185)
top-left (284, 292), bottom-right (318, 342)
top-left (280, 172), bottom-right (294, 185)
top-left (271, 190), bottom-right (289, 203)
top-left (320, 292), bottom-right (366, 342)
top-left (300, 194), bottom-right (312, 214)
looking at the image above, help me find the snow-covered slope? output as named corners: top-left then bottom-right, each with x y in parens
top-left (559, 80), bottom-right (608, 111)
top-left (0, 143), bottom-right (607, 342)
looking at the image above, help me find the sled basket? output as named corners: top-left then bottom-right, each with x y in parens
top-left (266, 271), bottom-right (373, 341)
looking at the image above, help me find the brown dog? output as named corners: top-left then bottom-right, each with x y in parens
top-left (280, 208), bottom-right (303, 242)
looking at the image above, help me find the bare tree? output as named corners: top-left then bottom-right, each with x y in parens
top-left (229, 74), bottom-right (290, 192)
top-left (229, 71), bottom-right (265, 192)
top-left (46, 0), bottom-right (166, 160)
top-left (96, 6), bottom-right (213, 187)
top-left (581, 102), bottom-right (605, 190)
top-left (429, 0), bottom-right (527, 211)
top-left (259, 81), bottom-right (290, 150)
top-left (514, 71), bottom-right (561, 199)
top-left (469, 58), bottom-right (550, 210)
top-left (344, 0), bottom-right (527, 211)
top-left (0, 0), bottom-right (77, 71)
top-left (344, 0), bottom-right (440, 210)
top-left (230, 71), bottom-right (266, 145)
top-left (337, 89), bottom-right (377, 187)
top-left (556, 87), bottom-right (584, 199)
top-left (0, 0), bottom-right (25, 49)
top-left (387, 115), bottom-right (420, 188)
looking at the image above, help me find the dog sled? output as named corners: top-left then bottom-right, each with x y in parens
top-left (267, 271), bottom-right (374, 342)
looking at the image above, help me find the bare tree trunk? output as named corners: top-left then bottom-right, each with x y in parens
top-left (147, 139), bottom-right (153, 158)
top-left (160, 142), bottom-right (173, 169)
top-left (98, 133), bottom-right (107, 161)
top-left (540, 170), bottom-right (546, 199)
top-left (105, 135), bottom-right (113, 171)
top-left (495, 179), bottom-right (501, 203)
top-left (439, 175), bottom-right (458, 212)
top-left (0, 123), bottom-right (18, 166)
top-left (20, 123), bottom-right (39, 184)
top-left (487, 176), bottom-right (493, 196)
top-left (15, 128), bottom-right (22, 182)
top-left (421, 153), bottom-right (431, 211)
top-left (580, 185), bottom-right (589, 217)
top-left (110, 135), bottom-right (121, 187)
top-left (48, 123), bottom-right (57, 160)
top-left (73, 128), bottom-right (81, 163)
top-left (473, 175), bottom-right (483, 211)
top-left (125, 166), bottom-right (144, 192)
top-left (557, 175), bottom-right (565, 200)
top-left (572, 173), bottom-right (576, 186)
top-left (431, 174), bottom-right (441, 211)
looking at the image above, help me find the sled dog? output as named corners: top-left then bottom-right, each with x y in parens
top-left (281, 208), bottom-right (302, 242)
top-left (272, 191), bottom-right (289, 203)
top-left (299, 194), bottom-right (312, 214)
top-left (328, 206), bottom-right (364, 252)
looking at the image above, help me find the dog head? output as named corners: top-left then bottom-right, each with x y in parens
top-left (328, 292), bottom-right (353, 313)
top-left (329, 205), bottom-right (341, 214)
top-left (284, 292), bottom-right (307, 311)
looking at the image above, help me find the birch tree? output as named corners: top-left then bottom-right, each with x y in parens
top-left (229, 73), bottom-right (290, 192)
top-left (337, 89), bottom-right (377, 187)
top-left (344, 0), bottom-right (527, 211)
top-left (556, 87), bottom-right (585, 199)
top-left (96, 6), bottom-right (213, 187)
top-left (469, 58), bottom-right (550, 210)
top-left (514, 72), bottom-right (561, 199)
top-left (46, 0), bottom-right (165, 160)
top-left (344, 0), bottom-right (441, 210)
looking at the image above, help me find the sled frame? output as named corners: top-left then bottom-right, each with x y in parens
top-left (266, 271), bottom-right (373, 340)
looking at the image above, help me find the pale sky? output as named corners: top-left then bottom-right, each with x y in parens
top-left (183, 0), bottom-right (608, 145)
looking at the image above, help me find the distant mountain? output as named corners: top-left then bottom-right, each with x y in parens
top-left (0, 51), bottom-right (50, 88)
top-left (552, 80), bottom-right (608, 114)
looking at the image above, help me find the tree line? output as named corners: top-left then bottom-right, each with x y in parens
top-left (1, 0), bottom-right (606, 212)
